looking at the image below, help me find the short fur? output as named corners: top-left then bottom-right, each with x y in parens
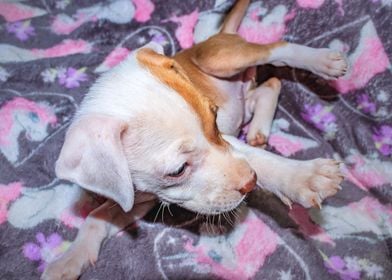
top-left (42, 1), bottom-right (347, 279)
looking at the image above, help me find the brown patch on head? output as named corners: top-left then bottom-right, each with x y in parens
top-left (136, 48), bottom-right (227, 148)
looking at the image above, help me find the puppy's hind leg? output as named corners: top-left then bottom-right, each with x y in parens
top-left (191, 34), bottom-right (348, 80)
top-left (268, 44), bottom-right (348, 80)
top-left (41, 199), bottom-right (156, 280)
top-left (245, 77), bottom-right (281, 147)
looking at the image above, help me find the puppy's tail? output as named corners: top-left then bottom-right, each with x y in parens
top-left (220, 0), bottom-right (250, 34)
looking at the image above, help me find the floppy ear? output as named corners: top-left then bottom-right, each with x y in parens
top-left (55, 114), bottom-right (134, 212)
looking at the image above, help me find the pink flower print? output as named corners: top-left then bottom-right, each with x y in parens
top-left (185, 211), bottom-right (278, 279)
top-left (324, 255), bottom-right (361, 280)
top-left (167, 9), bottom-right (199, 49)
top-left (372, 125), bottom-right (392, 156)
top-left (132, 0), bottom-right (155, 22)
top-left (0, 182), bottom-right (22, 224)
top-left (297, 0), bottom-right (326, 9)
top-left (23, 232), bottom-right (70, 272)
top-left (103, 48), bottom-right (130, 69)
top-left (301, 103), bottom-right (337, 139)
top-left (6, 20), bottom-right (35, 41)
top-left (268, 134), bottom-right (303, 156)
top-left (58, 67), bottom-right (88, 88)
top-left (356, 94), bottom-right (376, 114)
top-left (288, 205), bottom-right (334, 245)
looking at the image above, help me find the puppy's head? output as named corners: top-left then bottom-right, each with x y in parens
top-left (56, 43), bottom-right (256, 215)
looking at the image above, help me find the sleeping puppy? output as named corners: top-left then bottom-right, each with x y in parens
top-left (42, 0), bottom-right (346, 279)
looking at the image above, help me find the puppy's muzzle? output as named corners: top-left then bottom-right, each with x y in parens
top-left (239, 172), bottom-right (257, 194)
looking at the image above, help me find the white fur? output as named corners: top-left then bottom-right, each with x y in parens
top-left (267, 43), bottom-right (348, 80)
top-left (78, 43), bottom-right (197, 125)
top-left (57, 42), bottom-right (256, 215)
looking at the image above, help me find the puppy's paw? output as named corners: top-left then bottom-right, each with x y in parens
top-left (310, 49), bottom-right (349, 80)
top-left (41, 243), bottom-right (98, 280)
top-left (263, 77), bottom-right (281, 92)
top-left (276, 159), bottom-right (343, 208)
top-left (247, 131), bottom-right (267, 148)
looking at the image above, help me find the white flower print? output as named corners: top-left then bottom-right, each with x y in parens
top-left (0, 66), bottom-right (10, 82)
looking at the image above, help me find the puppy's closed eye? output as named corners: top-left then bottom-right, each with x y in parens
top-left (167, 163), bottom-right (188, 178)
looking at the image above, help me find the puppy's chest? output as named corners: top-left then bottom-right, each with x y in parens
top-left (213, 79), bottom-right (251, 136)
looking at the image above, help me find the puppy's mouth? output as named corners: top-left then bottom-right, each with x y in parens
top-left (157, 195), bottom-right (188, 205)
top-left (156, 190), bottom-right (248, 215)
top-left (180, 195), bottom-right (247, 215)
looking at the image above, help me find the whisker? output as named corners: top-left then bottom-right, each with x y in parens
top-left (229, 211), bottom-right (236, 225)
top-left (206, 215), bottom-right (210, 234)
top-left (223, 212), bottom-right (233, 227)
top-left (229, 211), bottom-right (235, 225)
top-left (161, 203), bottom-right (166, 223)
top-left (207, 215), bottom-right (212, 235)
top-left (167, 204), bottom-right (174, 217)
top-left (205, 215), bottom-right (209, 235)
top-left (232, 209), bottom-right (240, 221)
top-left (153, 203), bottom-right (164, 223)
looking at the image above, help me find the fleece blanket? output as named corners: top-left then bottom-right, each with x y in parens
top-left (0, 0), bottom-right (391, 279)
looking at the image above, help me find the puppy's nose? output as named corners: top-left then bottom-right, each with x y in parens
top-left (239, 173), bottom-right (257, 194)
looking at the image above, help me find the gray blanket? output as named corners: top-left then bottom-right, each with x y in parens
top-left (0, 0), bottom-right (391, 279)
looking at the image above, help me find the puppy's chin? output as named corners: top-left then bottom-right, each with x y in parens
top-left (180, 196), bottom-right (246, 215)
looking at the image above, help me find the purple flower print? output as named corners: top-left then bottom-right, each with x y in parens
top-left (301, 103), bottom-right (337, 139)
top-left (6, 20), bottom-right (35, 41)
top-left (23, 232), bottom-right (70, 272)
top-left (324, 256), bottom-right (360, 280)
top-left (152, 33), bottom-right (167, 45)
top-left (356, 94), bottom-right (376, 114)
top-left (372, 125), bottom-right (392, 156)
top-left (58, 67), bottom-right (88, 88)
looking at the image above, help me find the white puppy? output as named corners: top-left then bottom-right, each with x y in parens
top-left (42, 0), bottom-right (346, 279)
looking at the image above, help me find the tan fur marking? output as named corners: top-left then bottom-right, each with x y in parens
top-left (221, 0), bottom-right (250, 34)
top-left (136, 48), bottom-right (227, 148)
top-left (191, 34), bottom-right (287, 78)
top-left (173, 50), bottom-right (227, 105)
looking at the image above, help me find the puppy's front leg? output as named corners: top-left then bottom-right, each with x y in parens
top-left (41, 198), bottom-right (156, 280)
top-left (224, 135), bottom-right (343, 208)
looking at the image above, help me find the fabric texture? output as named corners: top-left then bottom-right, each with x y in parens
top-left (0, 0), bottom-right (391, 279)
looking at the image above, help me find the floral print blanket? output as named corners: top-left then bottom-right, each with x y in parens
top-left (0, 0), bottom-right (391, 279)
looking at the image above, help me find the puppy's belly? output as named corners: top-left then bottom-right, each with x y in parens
top-left (215, 80), bottom-right (246, 136)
